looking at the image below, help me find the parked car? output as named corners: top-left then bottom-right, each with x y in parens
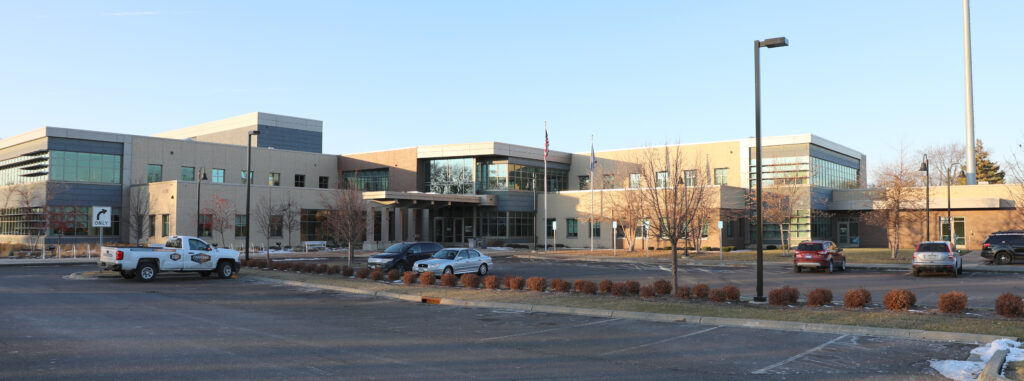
top-left (367, 242), bottom-right (443, 272)
top-left (980, 230), bottom-right (1024, 265)
top-left (793, 240), bottom-right (846, 273)
top-left (413, 248), bottom-right (492, 276)
top-left (912, 241), bottom-right (963, 277)
top-left (98, 236), bottom-right (241, 282)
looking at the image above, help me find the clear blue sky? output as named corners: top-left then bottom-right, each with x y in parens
top-left (1, 1), bottom-right (1021, 179)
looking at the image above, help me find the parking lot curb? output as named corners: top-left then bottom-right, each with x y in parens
top-left (247, 276), bottom-right (1014, 345)
top-left (979, 349), bottom-right (1011, 381)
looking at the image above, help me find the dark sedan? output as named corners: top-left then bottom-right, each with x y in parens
top-left (366, 242), bottom-right (443, 272)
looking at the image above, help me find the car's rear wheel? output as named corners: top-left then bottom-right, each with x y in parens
top-left (137, 262), bottom-right (157, 282)
top-left (119, 270), bottom-right (135, 279)
top-left (794, 265), bottom-right (802, 273)
top-left (393, 261), bottom-right (406, 272)
top-left (996, 252), bottom-right (1012, 265)
top-left (957, 263), bottom-right (963, 275)
top-left (913, 268), bottom-right (920, 277)
top-left (826, 261), bottom-right (833, 274)
top-left (840, 259), bottom-right (847, 272)
top-left (477, 263), bottom-right (488, 276)
top-left (951, 267), bottom-right (958, 278)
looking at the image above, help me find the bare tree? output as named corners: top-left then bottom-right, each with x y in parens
top-left (321, 186), bottom-right (366, 267)
top-left (633, 144), bottom-right (714, 295)
top-left (1006, 143), bottom-right (1024, 221)
top-left (279, 194), bottom-right (301, 249)
top-left (864, 147), bottom-right (923, 259)
top-left (919, 142), bottom-right (965, 186)
top-left (251, 197), bottom-right (282, 262)
top-left (11, 185), bottom-right (44, 256)
top-left (747, 184), bottom-right (803, 256)
top-left (203, 194), bottom-right (236, 247)
top-left (604, 164), bottom-right (646, 251)
top-left (127, 187), bottom-right (151, 245)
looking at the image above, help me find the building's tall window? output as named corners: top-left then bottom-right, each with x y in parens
top-left (630, 173), bottom-right (642, 188)
top-left (940, 216), bottom-right (966, 245)
top-left (508, 211), bottom-right (534, 237)
top-left (294, 174), bottom-right (305, 187)
top-left (427, 158), bottom-right (475, 194)
top-left (148, 215), bottom-right (156, 237)
top-left (43, 206), bottom-right (120, 237)
top-left (147, 165), bottom-right (163, 183)
top-left (211, 169), bottom-right (224, 183)
top-left (342, 169), bottom-right (389, 191)
top-left (234, 215), bottom-right (248, 237)
top-left (566, 218), bottom-right (578, 238)
top-left (475, 161), bottom-right (507, 191)
top-left (300, 209), bottom-right (329, 241)
top-left (684, 170), bottom-right (696, 186)
top-left (161, 214), bottom-right (169, 237)
top-left (546, 218), bottom-right (555, 237)
top-left (578, 176), bottom-right (590, 189)
top-left (198, 214), bottom-right (212, 236)
top-left (181, 166), bottom-right (195, 181)
top-left (241, 171), bottom-right (253, 184)
top-left (270, 215), bottom-right (283, 237)
top-left (591, 222), bottom-right (600, 238)
top-left (656, 171), bottom-right (668, 187)
top-left (603, 174), bottom-right (615, 189)
top-left (268, 172), bottom-right (280, 186)
top-left (318, 176), bottom-right (329, 189)
top-left (45, 151), bottom-right (122, 184)
top-left (714, 168), bottom-right (728, 185)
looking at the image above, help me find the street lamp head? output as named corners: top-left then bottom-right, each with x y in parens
top-left (200, 172), bottom-right (208, 181)
top-left (249, 130), bottom-right (261, 136)
top-left (760, 37), bottom-right (789, 48)
top-left (919, 161), bottom-right (928, 172)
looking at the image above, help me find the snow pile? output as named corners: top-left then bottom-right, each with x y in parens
top-left (929, 339), bottom-right (1022, 380)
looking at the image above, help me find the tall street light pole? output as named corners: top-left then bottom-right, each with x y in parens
top-left (946, 166), bottom-right (965, 245)
top-left (754, 36), bottom-right (788, 303)
top-left (196, 167), bottom-right (207, 236)
top-left (245, 130), bottom-right (260, 261)
top-left (919, 155), bottom-right (929, 240)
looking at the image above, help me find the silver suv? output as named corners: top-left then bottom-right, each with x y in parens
top-left (912, 241), bottom-right (963, 277)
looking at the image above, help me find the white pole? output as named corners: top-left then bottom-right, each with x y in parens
top-left (544, 121), bottom-right (548, 252)
top-left (962, 0), bottom-right (977, 185)
top-left (590, 134), bottom-right (595, 254)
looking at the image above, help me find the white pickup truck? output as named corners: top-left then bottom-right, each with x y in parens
top-left (99, 236), bottom-right (241, 282)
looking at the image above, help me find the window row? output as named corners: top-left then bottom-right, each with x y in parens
top-left (148, 164), bottom-right (330, 189)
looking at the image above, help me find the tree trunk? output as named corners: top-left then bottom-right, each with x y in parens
top-left (671, 243), bottom-right (679, 295)
top-left (347, 241), bottom-right (354, 267)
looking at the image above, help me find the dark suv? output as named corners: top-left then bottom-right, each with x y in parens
top-left (981, 231), bottom-right (1024, 265)
top-left (367, 242), bottom-right (443, 272)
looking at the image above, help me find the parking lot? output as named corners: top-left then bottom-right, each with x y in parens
top-left (0, 265), bottom-right (974, 380)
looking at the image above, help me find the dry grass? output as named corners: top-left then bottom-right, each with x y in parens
top-left (243, 271), bottom-right (1024, 338)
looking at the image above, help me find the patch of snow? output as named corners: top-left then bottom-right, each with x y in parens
top-left (274, 258), bottom-right (328, 262)
top-left (929, 339), bottom-right (1023, 380)
top-left (486, 247), bottom-right (513, 251)
top-left (929, 359), bottom-right (983, 381)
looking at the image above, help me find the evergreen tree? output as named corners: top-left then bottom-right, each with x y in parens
top-left (958, 139), bottom-right (1005, 184)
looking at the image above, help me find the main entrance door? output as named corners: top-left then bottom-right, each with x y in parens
top-left (837, 220), bottom-right (859, 247)
top-left (435, 217), bottom-right (466, 244)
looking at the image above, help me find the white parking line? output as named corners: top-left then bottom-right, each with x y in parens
top-left (598, 326), bottom-right (720, 356)
top-left (478, 318), bottom-right (621, 342)
top-left (751, 334), bottom-right (848, 374)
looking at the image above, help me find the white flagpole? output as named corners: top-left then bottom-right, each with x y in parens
top-left (544, 121), bottom-right (548, 252)
top-left (590, 134), bottom-right (595, 254)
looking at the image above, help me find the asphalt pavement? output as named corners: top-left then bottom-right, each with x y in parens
top-left (0, 265), bottom-right (973, 380)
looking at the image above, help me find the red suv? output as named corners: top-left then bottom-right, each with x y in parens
top-left (793, 240), bottom-right (846, 273)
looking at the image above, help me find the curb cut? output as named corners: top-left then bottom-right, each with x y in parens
top-left (246, 275), bottom-right (1013, 345)
top-left (979, 349), bottom-right (1010, 381)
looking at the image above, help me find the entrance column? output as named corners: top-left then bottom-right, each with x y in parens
top-left (365, 206), bottom-right (376, 248)
top-left (408, 208), bottom-right (416, 240)
top-left (421, 209), bottom-right (431, 242)
top-left (381, 207), bottom-right (391, 243)
top-left (394, 207), bottom-right (404, 243)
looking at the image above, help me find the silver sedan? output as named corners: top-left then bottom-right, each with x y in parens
top-left (413, 248), bottom-right (492, 276)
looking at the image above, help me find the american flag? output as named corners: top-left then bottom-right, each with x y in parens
top-left (544, 127), bottom-right (549, 159)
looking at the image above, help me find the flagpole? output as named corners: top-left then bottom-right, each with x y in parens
top-left (590, 134), bottom-right (595, 254)
top-left (544, 122), bottom-right (548, 252)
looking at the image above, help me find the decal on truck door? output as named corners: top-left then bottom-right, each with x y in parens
top-left (169, 253), bottom-right (182, 261)
top-left (191, 254), bottom-right (212, 264)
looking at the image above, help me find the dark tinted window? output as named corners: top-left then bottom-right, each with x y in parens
top-left (797, 243), bottom-right (823, 251)
top-left (384, 243), bottom-right (412, 253)
top-left (918, 243), bottom-right (950, 252)
top-left (166, 237), bottom-right (182, 248)
top-left (189, 239), bottom-right (211, 251)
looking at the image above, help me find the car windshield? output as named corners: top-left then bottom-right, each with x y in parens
top-left (797, 243), bottom-right (823, 251)
top-left (918, 243), bottom-right (950, 252)
top-left (384, 243), bottom-right (411, 253)
top-left (432, 250), bottom-right (458, 260)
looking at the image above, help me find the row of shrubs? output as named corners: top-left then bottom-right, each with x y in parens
top-left (242, 259), bottom-right (1024, 318)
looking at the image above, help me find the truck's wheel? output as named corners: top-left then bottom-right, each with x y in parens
top-left (136, 262), bottom-right (157, 282)
top-left (120, 271), bottom-right (136, 279)
top-left (216, 261), bottom-right (233, 279)
top-left (199, 271), bottom-right (211, 277)
top-left (794, 266), bottom-right (802, 273)
top-left (996, 252), bottom-right (1012, 265)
